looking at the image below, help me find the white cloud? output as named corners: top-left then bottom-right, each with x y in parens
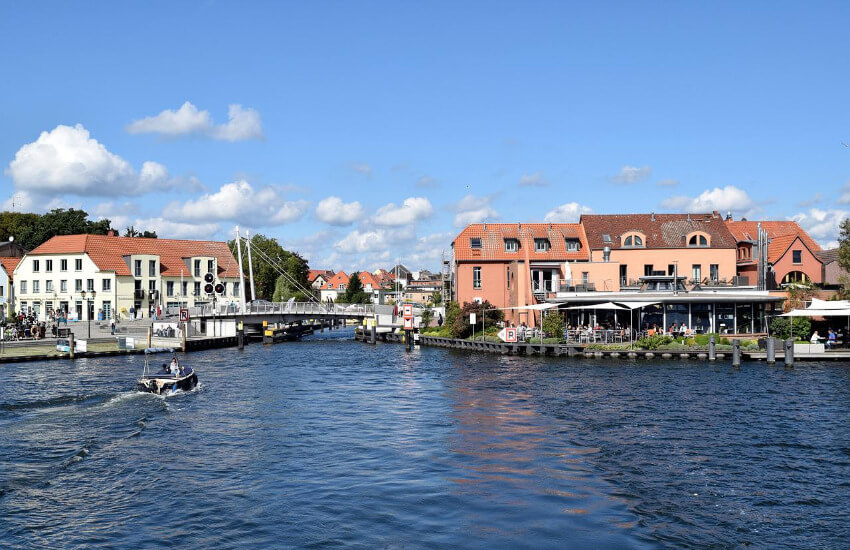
top-left (126, 102), bottom-right (264, 141)
top-left (136, 218), bottom-right (220, 240)
top-left (519, 172), bottom-right (547, 187)
top-left (5, 124), bottom-right (173, 196)
top-left (163, 180), bottom-right (309, 226)
top-left (610, 165), bottom-right (652, 184)
top-left (656, 179), bottom-right (680, 187)
top-left (790, 208), bottom-right (849, 248)
top-left (333, 229), bottom-right (391, 253)
top-left (315, 196), bottom-right (365, 226)
top-left (373, 197), bottom-right (434, 226)
top-left (351, 163), bottom-right (372, 176)
top-left (415, 175), bottom-right (438, 188)
top-left (453, 195), bottom-right (498, 227)
top-left (544, 202), bottom-right (594, 223)
top-left (660, 185), bottom-right (756, 216)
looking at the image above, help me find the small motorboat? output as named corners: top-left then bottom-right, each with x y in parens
top-left (136, 349), bottom-right (198, 395)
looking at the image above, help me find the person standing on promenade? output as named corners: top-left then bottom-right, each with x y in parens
top-left (110, 317), bottom-right (116, 335)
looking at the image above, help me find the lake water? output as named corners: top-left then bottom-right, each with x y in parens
top-left (2, 329), bottom-right (849, 549)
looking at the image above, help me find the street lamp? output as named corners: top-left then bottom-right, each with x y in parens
top-left (80, 290), bottom-right (96, 339)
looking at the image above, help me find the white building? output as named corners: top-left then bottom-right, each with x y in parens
top-left (14, 234), bottom-right (243, 321)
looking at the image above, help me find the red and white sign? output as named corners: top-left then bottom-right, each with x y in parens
top-left (179, 308), bottom-right (190, 322)
top-left (403, 317), bottom-right (414, 330)
top-left (403, 304), bottom-right (413, 319)
top-left (497, 327), bottom-right (518, 343)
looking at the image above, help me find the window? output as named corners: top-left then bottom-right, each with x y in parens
top-left (602, 234), bottom-right (612, 243)
top-left (149, 260), bottom-right (156, 276)
top-left (339, 284), bottom-right (346, 291)
top-left (32, 260), bottom-right (40, 272)
top-left (194, 259), bottom-right (201, 277)
top-left (102, 279), bottom-right (111, 291)
top-left (0, 286), bottom-right (4, 297)
top-left (87, 279), bottom-right (94, 291)
top-left (620, 265), bottom-right (628, 285)
top-left (20, 281), bottom-right (27, 293)
top-left (182, 281), bottom-right (188, 296)
top-left (60, 280), bottom-right (68, 292)
top-left (534, 238), bottom-right (550, 252)
top-left (565, 239), bottom-right (580, 251)
top-left (582, 272), bottom-right (589, 285)
top-left (506, 265), bottom-right (511, 289)
top-left (134, 260), bottom-right (142, 277)
top-left (75, 258), bottom-right (82, 271)
top-left (46, 280), bottom-right (54, 292)
top-left (207, 259), bottom-right (215, 274)
top-left (148, 280), bottom-right (156, 291)
top-left (194, 282), bottom-right (201, 296)
top-left (473, 266), bottom-right (482, 289)
top-left (782, 271), bottom-right (810, 285)
top-left (470, 238), bottom-right (482, 249)
top-left (75, 279), bottom-right (82, 292)
top-left (504, 239), bottom-right (519, 252)
top-left (692, 264), bottom-right (701, 282)
top-left (233, 282), bottom-right (240, 296)
top-left (60, 259), bottom-right (68, 271)
top-left (792, 250), bottom-right (802, 264)
top-left (644, 265), bottom-right (653, 276)
top-left (33, 280), bottom-right (40, 293)
top-left (687, 234), bottom-right (709, 247)
top-left (46, 260), bottom-right (53, 272)
top-left (623, 234), bottom-right (644, 247)
top-left (710, 264), bottom-right (719, 281)
top-left (167, 281), bottom-right (174, 296)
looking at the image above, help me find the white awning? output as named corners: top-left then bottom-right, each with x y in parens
top-left (498, 303), bottom-right (558, 311)
top-left (780, 308), bottom-right (850, 317)
top-left (565, 302), bottom-right (627, 311)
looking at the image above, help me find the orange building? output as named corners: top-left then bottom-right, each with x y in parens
top-left (725, 219), bottom-right (823, 289)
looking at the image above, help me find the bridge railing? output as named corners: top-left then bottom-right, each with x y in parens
top-left (188, 301), bottom-right (377, 318)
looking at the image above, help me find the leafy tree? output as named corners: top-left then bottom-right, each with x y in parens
top-left (272, 253), bottom-right (311, 301)
top-left (444, 301), bottom-right (460, 331)
top-left (451, 300), bottom-right (503, 339)
top-left (430, 291), bottom-right (442, 305)
top-left (769, 316), bottom-right (812, 340)
top-left (343, 272), bottom-right (371, 303)
top-left (125, 226), bottom-right (158, 238)
top-left (228, 233), bottom-right (305, 301)
top-left (420, 308), bottom-right (433, 327)
top-left (542, 309), bottom-right (565, 338)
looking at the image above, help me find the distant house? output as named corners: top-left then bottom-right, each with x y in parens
top-left (388, 264), bottom-right (411, 287)
top-left (0, 257), bottom-right (21, 319)
top-left (319, 271), bottom-right (349, 302)
top-left (357, 271), bottom-right (390, 304)
top-left (308, 269), bottom-right (334, 290)
top-left (818, 249), bottom-right (845, 292)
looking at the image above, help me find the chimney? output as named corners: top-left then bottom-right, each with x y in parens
top-left (726, 211), bottom-right (733, 221)
top-left (107, 230), bottom-right (115, 237)
top-left (483, 223), bottom-right (486, 231)
top-left (650, 212), bottom-right (656, 222)
top-left (603, 246), bottom-right (611, 262)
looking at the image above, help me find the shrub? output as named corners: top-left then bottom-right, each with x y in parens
top-left (451, 300), bottom-right (503, 339)
top-left (542, 310), bottom-right (565, 339)
top-left (635, 334), bottom-right (673, 350)
top-left (769, 316), bottom-right (811, 340)
top-left (420, 309), bottom-right (433, 327)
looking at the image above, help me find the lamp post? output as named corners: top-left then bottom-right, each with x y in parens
top-left (80, 290), bottom-right (96, 339)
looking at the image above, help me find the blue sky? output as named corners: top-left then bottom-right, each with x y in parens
top-left (2, 2), bottom-right (849, 271)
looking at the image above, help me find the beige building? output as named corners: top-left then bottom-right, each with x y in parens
top-left (14, 234), bottom-right (243, 320)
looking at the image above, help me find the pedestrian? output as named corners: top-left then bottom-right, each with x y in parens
top-left (437, 313), bottom-right (443, 327)
top-left (110, 317), bottom-right (116, 335)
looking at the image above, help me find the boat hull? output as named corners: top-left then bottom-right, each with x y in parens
top-left (137, 372), bottom-right (198, 395)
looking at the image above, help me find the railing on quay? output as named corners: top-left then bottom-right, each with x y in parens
top-left (186, 301), bottom-right (380, 318)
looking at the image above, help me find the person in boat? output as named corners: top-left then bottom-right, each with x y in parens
top-left (169, 357), bottom-right (180, 376)
top-left (160, 363), bottom-right (170, 374)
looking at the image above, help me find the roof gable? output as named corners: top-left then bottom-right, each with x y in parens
top-left (452, 223), bottom-right (589, 261)
top-left (580, 213), bottom-right (736, 250)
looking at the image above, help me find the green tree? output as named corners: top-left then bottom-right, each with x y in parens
top-left (769, 316), bottom-right (812, 340)
top-left (272, 253), bottom-right (311, 301)
top-left (420, 308), bottom-right (433, 327)
top-left (228, 233), bottom-right (304, 301)
top-left (124, 225), bottom-right (158, 238)
top-left (429, 291), bottom-right (442, 305)
top-left (343, 272), bottom-right (371, 303)
top-left (444, 301), bottom-right (460, 331)
top-left (542, 309), bottom-right (565, 339)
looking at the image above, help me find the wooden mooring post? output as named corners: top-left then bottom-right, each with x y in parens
top-left (68, 332), bottom-right (75, 359)
top-left (708, 335), bottom-right (716, 361)
top-left (766, 337), bottom-right (775, 365)
top-left (732, 339), bottom-right (741, 368)
top-left (784, 339), bottom-right (794, 367)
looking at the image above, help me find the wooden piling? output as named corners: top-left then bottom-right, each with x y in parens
top-left (785, 339), bottom-right (794, 367)
top-left (766, 337), bottom-right (775, 365)
top-left (708, 335), bottom-right (716, 361)
top-left (732, 339), bottom-right (741, 367)
top-left (68, 332), bottom-right (75, 359)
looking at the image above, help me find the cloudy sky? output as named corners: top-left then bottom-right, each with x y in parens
top-left (2, 3), bottom-right (850, 271)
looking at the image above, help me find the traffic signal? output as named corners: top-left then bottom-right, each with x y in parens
top-left (214, 283), bottom-right (225, 294)
top-left (204, 272), bottom-right (214, 283)
top-left (204, 283), bottom-right (214, 294)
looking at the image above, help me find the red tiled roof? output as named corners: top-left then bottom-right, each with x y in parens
top-left (452, 223), bottom-right (589, 261)
top-left (27, 234), bottom-right (242, 278)
top-left (308, 269), bottom-right (334, 282)
top-left (358, 271), bottom-right (381, 289)
top-left (580, 213), bottom-right (736, 249)
top-left (0, 257), bottom-right (22, 280)
top-left (765, 233), bottom-right (822, 264)
top-left (320, 271), bottom-right (349, 290)
top-left (725, 220), bottom-right (822, 253)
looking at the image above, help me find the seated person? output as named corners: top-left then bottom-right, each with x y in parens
top-left (160, 363), bottom-right (170, 374)
top-left (810, 330), bottom-right (822, 344)
top-left (169, 357), bottom-right (180, 375)
top-left (827, 329), bottom-right (837, 349)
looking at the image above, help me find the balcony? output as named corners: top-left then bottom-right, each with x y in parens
top-left (557, 282), bottom-right (597, 293)
top-left (134, 289), bottom-right (146, 300)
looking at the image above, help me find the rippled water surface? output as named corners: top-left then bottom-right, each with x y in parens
top-left (2, 329), bottom-right (850, 549)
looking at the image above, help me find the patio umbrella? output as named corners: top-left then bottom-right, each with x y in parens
top-left (614, 302), bottom-right (661, 348)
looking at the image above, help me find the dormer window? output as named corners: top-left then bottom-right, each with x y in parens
top-left (622, 233), bottom-right (645, 248)
top-left (470, 238), bottom-right (482, 249)
top-left (534, 238), bottom-right (550, 252)
top-left (602, 234), bottom-right (612, 243)
top-left (565, 238), bottom-right (581, 251)
top-left (504, 239), bottom-right (519, 252)
top-left (687, 232), bottom-right (709, 247)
